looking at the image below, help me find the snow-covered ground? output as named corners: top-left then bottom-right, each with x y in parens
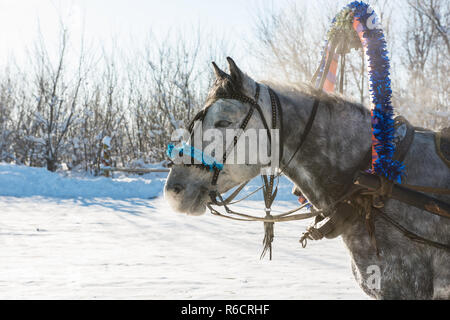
top-left (0, 163), bottom-right (366, 299)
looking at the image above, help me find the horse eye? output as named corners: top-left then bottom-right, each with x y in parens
top-left (214, 120), bottom-right (232, 128)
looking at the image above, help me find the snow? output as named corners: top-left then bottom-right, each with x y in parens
top-left (0, 163), bottom-right (165, 199)
top-left (0, 163), bottom-right (367, 299)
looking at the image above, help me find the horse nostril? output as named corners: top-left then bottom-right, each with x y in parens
top-left (171, 183), bottom-right (184, 194)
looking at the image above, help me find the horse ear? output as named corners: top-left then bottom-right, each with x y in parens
top-left (226, 57), bottom-right (243, 84)
top-left (212, 62), bottom-right (228, 79)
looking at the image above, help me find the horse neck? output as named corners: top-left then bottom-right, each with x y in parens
top-left (276, 87), bottom-right (372, 208)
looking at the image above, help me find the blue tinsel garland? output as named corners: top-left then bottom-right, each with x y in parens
top-left (348, 1), bottom-right (404, 183)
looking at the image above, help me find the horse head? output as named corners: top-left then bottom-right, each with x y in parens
top-left (164, 57), bottom-right (275, 215)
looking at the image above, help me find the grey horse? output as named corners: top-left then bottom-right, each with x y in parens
top-left (164, 58), bottom-right (450, 299)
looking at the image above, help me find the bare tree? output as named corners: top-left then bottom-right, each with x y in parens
top-left (251, 1), bottom-right (324, 84)
top-left (31, 25), bottom-right (87, 171)
top-left (398, 0), bottom-right (449, 129)
top-left (407, 0), bottom-right (449, 53)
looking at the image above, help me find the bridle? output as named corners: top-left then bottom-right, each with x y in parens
top-left (170, 77), bottom-right (326, 259)
top-left (176, 41), bottom-right (339, 201)
top-left (184, 81), bottom-right (289, 201)
top-left (166, 48), bottom-right (336, 260)
top-left (187, 82), bottom-right (274, 188)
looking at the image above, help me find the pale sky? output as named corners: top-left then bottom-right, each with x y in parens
top-left (0, 0), bottom-right (399, 77)
top-left (0, 0), bottom-right (283, 70)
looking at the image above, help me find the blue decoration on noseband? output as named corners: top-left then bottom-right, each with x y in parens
top-left (167, 142), bottom-right (224, 171)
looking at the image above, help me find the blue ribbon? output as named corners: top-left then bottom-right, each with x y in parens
top-left (167, 142), bottom-right (224, 171)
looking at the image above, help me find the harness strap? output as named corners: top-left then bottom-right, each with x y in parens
top-left (223, 184), bottom-right (264, 205)
top-left (211, 83), bottom-right (269, 186)
top-left (261, 174), bottom-right (276, 259)
top-left (354, 172), bottom-right (450, 219)
top-left (338, 53), bottom-right (345, 94)
top-left (278, 37), bottom-right (338, 176)
top-left (300, 205), bottom-right (356, 247)
top-left (268, 87), bottom-right (284, 164)
top-left (399, 184), bottom-right (450, 195)
top-left (207, 202), bottom-right (319, 222)
top-left (374, 208), bottom-right (450, 251)
top-left (435, 127), bottom-right (450, 168)
top-left (214, 181), bottom-right (250, 205)
top-left (393, 116), bottom-right (415, 164)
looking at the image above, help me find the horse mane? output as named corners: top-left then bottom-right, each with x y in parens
top-left (200, 76), bottom-right (369, 121)
top-left (261, 81), bottom-right (370, 118)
